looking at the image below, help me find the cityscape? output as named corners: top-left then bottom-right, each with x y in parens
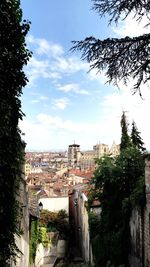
top-left (1, 0), bottom-right (150, 267)
top-left (19, 141), bottom-right (119, 266)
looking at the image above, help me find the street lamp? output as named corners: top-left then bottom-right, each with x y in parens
top-left (38, 201), bottom-right (43, 212)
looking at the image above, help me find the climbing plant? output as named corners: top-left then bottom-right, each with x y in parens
top-left (29, 209), bottom-right (70, 264)
top-left (0, 0), bottom-right (31, 265)
top-left (38, 226), bottom-right (50, 248)
top-left (29, 219), bottom-right (38, 264)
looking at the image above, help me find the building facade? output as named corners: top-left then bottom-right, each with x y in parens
top-left (68, 142), bottom-right (120, 169)
top-left (68, 144), bottom-right (81, 167)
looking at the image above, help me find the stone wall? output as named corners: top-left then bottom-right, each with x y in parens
top-left (34, 243), bottom-right (51, 267)
top-left (129, 207), bottom-right (143, 267)
top-left (129, 154), bottom-right (150, 267)
top-left (11, 180), bottom-right (29, 267)
top-left (143, 155), bottom-right (150, 267)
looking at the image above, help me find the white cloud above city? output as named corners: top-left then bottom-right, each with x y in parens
top-left (52, 97), bottom-right (70, 110)
top-left (57, 83), bottom-right (90, 95)
top-left (20, 2), bottom-right (150, 151)
top-left (25, 35), bottom-right (89, 87)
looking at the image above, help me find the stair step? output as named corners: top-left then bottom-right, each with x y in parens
top-left (40, 256), bottom-right (57, 267)
top-left (40, 265), bottom-right (52, 267)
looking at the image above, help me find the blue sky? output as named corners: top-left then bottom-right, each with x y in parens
top-left (20, 0), bottom-right (150, 151)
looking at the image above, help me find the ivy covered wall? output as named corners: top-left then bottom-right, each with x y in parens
top-left (0, 0), bottom-right (31, 265)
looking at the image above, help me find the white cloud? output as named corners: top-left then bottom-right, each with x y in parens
top-left (98, 84), bottom-right (150, 150)
top-left (27, 35), bottom-right (64, 58)
top-left (49, 72), bottom-right (61, 80)
top-left (38, 41), bottom-right (64, 58)
top-left (30, 99), bottom-right (39, 104)
top-left (39, 95), bottom-right (49, 101)
top-left (52, 97), bottom-right (70, 110)
top-left (54, 56), bottom-right (88, 73)
top-left (112, 13), bottom-right (149, 37)
top-left (36, 113), bottom-right (82, 131)
top-left (20, 82), bottom-right (150, 151)
top-left (22, 27), bottom-right (150, 151)
top-left (25, 35), bottom-right (91, 87)
top-left (20, 113), bottom-right (103, 150)
top-left (88, 68), bottom-right (107, 84)
top-left (28, 93), bottom-right (49, 104)
top-left (58, 83), bottom-right (90, 95)
top-left (25, 57), bottom-right (50, 86)
top-left (37, 113), bottom-right (61, 126)
top-left (20, 119), bottom-right (56, 151)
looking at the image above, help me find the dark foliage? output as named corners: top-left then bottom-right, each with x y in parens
top-left (72, 0), bottom-right (150, 95)
top-left (131, 121), bottom-right (146, 152)
top-left (0, 0), bottom-right (31, 265)
top-left (89, 116), bottom-right (145, 266)
top-left (29, 219), bottom-right (38, 264)
top-left (120, 111), bottom-right (131, 151)
top-left (92, 0), bottom-right (150, 24)
top-left (39, 209), bottom-right (70, 240)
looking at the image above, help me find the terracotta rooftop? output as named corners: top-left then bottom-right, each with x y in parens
top-left (69, 168), bottom-right (94, 179)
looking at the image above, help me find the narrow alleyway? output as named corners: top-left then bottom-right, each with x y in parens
top-left (40, 234), bottom-right (83, 267)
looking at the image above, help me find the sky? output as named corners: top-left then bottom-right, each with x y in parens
top-left (20, 0), bottom-right (150, 152)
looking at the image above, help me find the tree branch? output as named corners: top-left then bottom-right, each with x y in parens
top-left (71, 33), bottom-right (150, 94)
top-left (92, 0), bottom-right (150, 24)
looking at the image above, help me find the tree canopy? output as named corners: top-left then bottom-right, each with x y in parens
top-left (120, 111), bottom-right (131, 150)
top-left (72, 0), bottom-right (150, 95)
top-left (0, 0), bottom-right (31, 265)
top-left (131, 120), bottom-right (146, 152)
top-left (88, 114), bottom-right (145, 266)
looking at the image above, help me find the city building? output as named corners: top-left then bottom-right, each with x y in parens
top-left (68, 142), bottom-right (120, 169)
top-left (68, 143), bottom-right (81, 167)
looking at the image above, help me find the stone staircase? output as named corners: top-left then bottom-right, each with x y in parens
top-left (40, 247), bottom-right (57, 267)
top-left (40, 256), bottom-right (57, 267)
top-left (40, 258), bottom-right (56, 267)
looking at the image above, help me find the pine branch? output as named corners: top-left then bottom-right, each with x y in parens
top-left (72, 33), bottom-right (150, 94)
top-left (92, 0), bottom-right (150, 24)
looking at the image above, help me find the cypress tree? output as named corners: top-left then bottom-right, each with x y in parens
top-left (120, 111), bottom-right (131, 151)
top-left (89, 114), bottom-right (145, 267)
top-left (131, 121), bottom-right (146, 152)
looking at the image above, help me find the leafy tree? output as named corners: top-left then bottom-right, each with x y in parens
top-left (120, 111), bottom-right (131, 151)
top-left (88, 115), bottom-right (145, 266)
top-left (72, 0), bottom-right (150, 95)
top-left (131, 120), bottom-right (146, 152)
top-left (39, 209), bottom-right (70, 240)
top-left (0, 0), bottom-right (31, 265)
top-left (91, 156), bottom-right (129, 266)
top-left (39, 209), bottom-right (58, 227)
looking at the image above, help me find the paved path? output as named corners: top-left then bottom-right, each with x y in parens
top-left (40, 255), bottom-right (57, 267)
top-left (40, 263), bottom-right (55, 267)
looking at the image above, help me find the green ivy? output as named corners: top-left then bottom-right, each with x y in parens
top-left (0, 0), bottom-right (31, 265)
top-left (29, 210), bottom-right (69, 264)
top-left (29, 219), bottom-right (38, 264)
top-left (38, 226), bottom-right (50, 248)
top-left (29, 222), bottom-right (52, 264)
top-left (39, 209), bottom-right (70, 240)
